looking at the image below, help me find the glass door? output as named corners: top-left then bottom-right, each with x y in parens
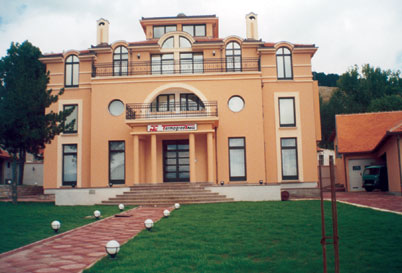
top-left (163, 140), bottom-right (190, 182)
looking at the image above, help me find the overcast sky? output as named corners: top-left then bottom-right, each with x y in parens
top-left (0, 0), bottom-right (401, 74)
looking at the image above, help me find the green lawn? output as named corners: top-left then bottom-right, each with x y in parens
top-left (85, 201), bottom-right (402, 273)
top-left (0, 202), bottom-right (133, 253)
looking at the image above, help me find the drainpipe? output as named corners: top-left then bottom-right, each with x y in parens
top-left (397, 135), bottom-right (402, 194)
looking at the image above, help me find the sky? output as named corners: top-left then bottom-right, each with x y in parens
top-left (0, 0), bottom-right (401, 74)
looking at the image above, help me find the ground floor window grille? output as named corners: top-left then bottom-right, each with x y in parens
top-left (62, 144), bottom-right (77, 186)
top-left (229, 137), bottom-right (246, 181)
top-left (281, 138), bottom-right (298, 180)
top-left (109, 141), bottom-right (125, 184)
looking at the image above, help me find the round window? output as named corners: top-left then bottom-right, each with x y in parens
top-left (108, 100), bottom-right (124, 116)
top-left (228, 96), bottom-right (245, 112)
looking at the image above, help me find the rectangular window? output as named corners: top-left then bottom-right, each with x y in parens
top-left (151, 54), bottom-right (174, 75)
top-left (279, 98), bottom-right (296, 127)
top-left (109, 141), bottom-right (125, 185)
top-left (153, 25), bottom-right (177, 38)
top-left (62, 144), bottom-right (77, 186)
top-left (281, 138), bottom-right (298, 180)
top-left (183, 24), bottom-right (206, 37)
top-left (180, 53), bottom-right (203, 74)
top-left (229, 137), bottom-right (246, 181)
top-left (63, 104), bottom-right (78, 133)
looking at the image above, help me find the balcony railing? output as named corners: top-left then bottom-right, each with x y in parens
top-left (126, 101), bottom-right (218, 120)
top-left (92, 57), bottom-right (260, 77)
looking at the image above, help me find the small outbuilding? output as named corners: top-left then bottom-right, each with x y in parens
top-left (334, 111), bottom-right (402, 193)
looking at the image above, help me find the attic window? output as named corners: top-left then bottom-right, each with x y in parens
top-left (99, 22), bottom-right (105, 26)
top-left (249, 16), bottom-right (255, 20)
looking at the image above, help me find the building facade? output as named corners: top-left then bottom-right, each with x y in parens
top-left (40, 13), bottom-right (321, 190)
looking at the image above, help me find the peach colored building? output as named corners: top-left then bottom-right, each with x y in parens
top-left (334, 111), bottom-right (402, 194)
top-left (40, 14), bottom-right (321, 196)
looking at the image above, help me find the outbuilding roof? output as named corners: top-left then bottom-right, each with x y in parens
top-left (336, 111), bottom-right (402, 154)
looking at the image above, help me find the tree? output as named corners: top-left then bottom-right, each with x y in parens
top-left (0, 41), bottom-right (73, 203)
top-left (313, 72), bottom-right (340, 87)
top-left (319, 64), bottom-right (402, 148)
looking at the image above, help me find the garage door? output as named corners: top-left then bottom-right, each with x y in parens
top-left (348, 159), bottom-right (375, 191)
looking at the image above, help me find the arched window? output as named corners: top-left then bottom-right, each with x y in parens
top-left (162, 37), bottom-right (174, 49)
top-left (65, 55), bottom-right (79, 87)
top-left (113, 46), bottom-right (128, 76)
top-left (179, 36), bottom-right (191, 48)
top-left (276, 47), bottom-right (293, 79)
top-left (226, 42), bottom-right (241, 72)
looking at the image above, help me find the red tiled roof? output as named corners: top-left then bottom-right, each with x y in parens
top-left (194, 37), bottom-right (223, 43)
top-left (389, 121), bottom-right (402, 133)
top-left (0, 149), bottom-right (11, 159)
top-left (128, 40), bottom-right (158, 46)
top-left (336, 111), bottom-right (402, 154)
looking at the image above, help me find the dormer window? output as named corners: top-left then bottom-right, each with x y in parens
top-left (65, 55), bottom-right (79, 87)
top-left (113, 46), bottom-right (128, 76)
top-left (153, 25), bottom-right (177, 38)
top-left (276, 47), bottom-right (293, 79)
top-left (182, 24), bottom-right (206, 37)
top-left (226, 42), bottom-right (241, 72)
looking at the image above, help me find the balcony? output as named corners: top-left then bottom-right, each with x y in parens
top-left (126, 101), bottom-right (218, 120)
top-left (92, 57), bottom-right (260, 77)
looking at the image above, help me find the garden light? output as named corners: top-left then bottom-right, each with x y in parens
top-left (144, 219), bottom-right (154, 231)
top-left (119, 204), bottom-right (125, 211)
top-left (259, 180), bottom-right (263, 185)
top-left (163, 209), bottom-right (170, 217)
top-left (94, 210), bottom-right (101, 219)
top-left (51, 220), bottom-right (61, 233)
top-left (174, 203), bottom-right (180, 209)
top-left (220, 181), bottom-right (224, 186)
top-left (105, 240), bottom-right (120, 258)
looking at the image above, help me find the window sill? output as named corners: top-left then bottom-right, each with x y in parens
top-left (61, 132), bottom-right (79, 137)
top-left (278, 126), bottom-right (298, 130)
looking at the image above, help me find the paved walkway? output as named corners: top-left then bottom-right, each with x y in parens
top-left (323, 191), bottom-right (402, 214)
top-left (0, 206), bottom-right (172, 273)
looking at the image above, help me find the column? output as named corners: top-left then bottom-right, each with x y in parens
top-left (207, 132), bottom-right (214, 183)
top-left (133, 135), bottom-right (140, 184)
top-left (151, 134), bottom-right (157, 183)
top-left (189, 133), bottom-right (196, 183)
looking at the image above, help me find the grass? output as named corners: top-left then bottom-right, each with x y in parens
top-left (85, 201), bottom-right (402, 273)
top-left (0, 202), bottom-right (133, 254)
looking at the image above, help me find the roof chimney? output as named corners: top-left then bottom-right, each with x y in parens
top-left (246, 12), bottom-right (258, 40)
top-left (96, 18), bottom-right (110, 45)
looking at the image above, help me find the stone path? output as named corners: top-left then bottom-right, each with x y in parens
top-left (0, 206), bottom-right (172, 273)
top-left (323, 191), bottom-right (402, 214)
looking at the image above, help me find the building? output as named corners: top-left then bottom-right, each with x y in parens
top-left (334, 111), bottom-right (402, 193)
top-left (40, 13), bottom-right (321, 202)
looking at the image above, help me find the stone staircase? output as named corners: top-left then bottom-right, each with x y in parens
top-left (0, 185), bottom-right (43, 198)
top-left (101, 182), bottom-right (234, 206)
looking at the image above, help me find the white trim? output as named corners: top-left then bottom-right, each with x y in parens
top-left (57, 99), bottom-right (83, 188)
top-left (274, 92), bottom-right (304, 182)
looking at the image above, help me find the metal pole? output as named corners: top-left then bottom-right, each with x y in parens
top-left (318, 156), bottom-right (327, 273)
top-left (329, 155), bottom-right (340, 273)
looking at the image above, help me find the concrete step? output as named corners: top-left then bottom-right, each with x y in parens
top-left (107, 196), bottom-right (230, 202)
top-left (101, 199), bottom-right (234, 206)
top-left (118, 192), bottom-right (220, 197)
top-left (101, 182), bottom-right (232, 206)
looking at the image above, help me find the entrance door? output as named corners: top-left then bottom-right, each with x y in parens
top-left (163, 140), bottom-right (190, 182)
top-left (348, 159), bottom-right (375, 191)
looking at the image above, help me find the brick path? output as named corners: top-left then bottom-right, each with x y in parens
top-left (324, 191), bottom-right (402, 214)
top-left (0, 206), bottom-right (172, 273)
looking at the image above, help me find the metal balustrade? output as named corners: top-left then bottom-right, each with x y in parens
top-left (92, 57), bottom-right (260, 77)
top-left (126, 101), bottom-right (218, 120)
